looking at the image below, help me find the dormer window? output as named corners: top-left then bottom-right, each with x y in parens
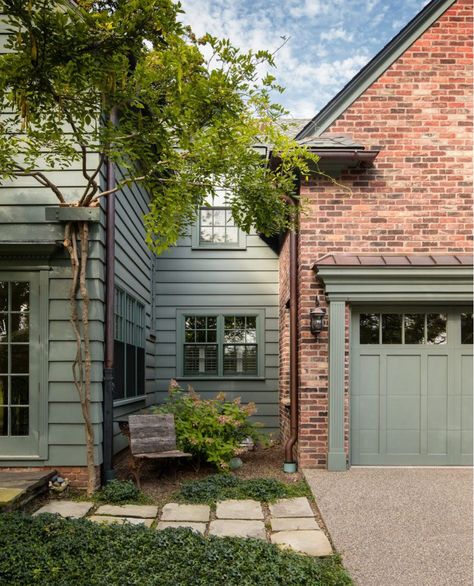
top-left (192, 190), bottom-right (246, 249)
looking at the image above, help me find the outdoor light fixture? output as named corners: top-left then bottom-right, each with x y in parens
top-left (310, 307), bottom-right (326, 336)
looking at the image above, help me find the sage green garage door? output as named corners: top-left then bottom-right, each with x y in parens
top-left (351, 308), bottom-right (473, 465)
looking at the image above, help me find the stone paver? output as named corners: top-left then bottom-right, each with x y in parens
top-left (0, 488), bottom-right (24, 505)
top-left (216, 499), bottom-right (264, 520)
top-left (271, 530), bottom-right (332, 557)
top-left (161, 503), bottom-right (210, 522)
top-left (33, 500), bottom-right (94, 519)
top-left (269, 497), bottom-right (313, 518)
top-left (89, 515), bottom-right (153, 527)
top-left (209, 519), bottom-right (266, 540)
top-left (305, 468), bottom-right (474, 586)
top-left (157, 521), bottom-right (206, 534)
top-left (270, 517), bottom-right (320, 532)
top-left (95, 504), bottom-right (158, 518)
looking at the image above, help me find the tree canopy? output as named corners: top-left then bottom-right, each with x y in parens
top-left (0, 0), bottom-right (318, 252)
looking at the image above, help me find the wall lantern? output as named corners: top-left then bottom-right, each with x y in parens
top-left (310, 307), bottom-right (326, 336)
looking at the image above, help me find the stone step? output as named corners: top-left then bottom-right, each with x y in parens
top-left (0, 470), bottom-right (57, 513)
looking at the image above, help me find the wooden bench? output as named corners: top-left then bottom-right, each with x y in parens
top-left (127, 414), bottom-right (191, 487)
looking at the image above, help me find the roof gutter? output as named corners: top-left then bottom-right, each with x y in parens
top-left (307, 149), bottom-right (380, 163)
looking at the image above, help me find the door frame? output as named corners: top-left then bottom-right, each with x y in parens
top-left (316, 262), bottom-right (473, 470)
top-left (0, 269), bottom-right (49, 461)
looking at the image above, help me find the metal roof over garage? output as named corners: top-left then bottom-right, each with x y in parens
top-left (314, 254), bottom-right (474, 269)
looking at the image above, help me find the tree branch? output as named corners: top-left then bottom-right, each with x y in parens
top-left (13, 164), bottom-right (66, 203)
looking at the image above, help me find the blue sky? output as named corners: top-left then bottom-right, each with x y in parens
top-left (179, 0), bottom-right (429, 118)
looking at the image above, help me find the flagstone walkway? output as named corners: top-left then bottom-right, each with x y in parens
top-left (33, 496), bottom-right (332, 557)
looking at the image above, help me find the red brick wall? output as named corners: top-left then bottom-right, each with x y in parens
top-left (278, 233), bottom-right (291, 443)
top-left (294, 0), bottom-right (473, 467)
top-left (2, 466), bottom-right (101, 490)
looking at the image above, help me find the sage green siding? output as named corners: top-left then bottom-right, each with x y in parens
top-left (154, 231), bottom-right (280, 433)
top-left (0, 13), bottom-right (106, 466)
top-left (0, 161), bottom-right (106, 467)
top-left (109, 166), bottom-right (155, 453)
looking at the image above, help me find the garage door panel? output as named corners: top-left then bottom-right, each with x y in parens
top-left (427, 396), bottom-right (448, 430)
top-left (427, 355), bottom-right (448, 397)
top-left (461, 355), bottom-right (473, 396)
top-left (461, 430), bottom-right (473, 457)
top-left (386, 355), bottom-right (420, 396)
top-left (359, 396), bottom-right (379, 429)
top-left (461, 396), bottom-right (473, 433)
top-left (387, 430), bottom-right (420, 455)
top-left (387, 396), bottom-right (420, 430)
top-left (427, 430), bottom-right (447, 455)
top-left (359, 429), bottom-right (379, 455)
top-left (358, 355), bottom-right (379, 395)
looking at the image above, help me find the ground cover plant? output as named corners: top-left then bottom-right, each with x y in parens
top-left (93, 479), bottom-right (151, 504)
top-left (0, 513), bottom-right (352, 586)
top-left (178, 474), bottom-right (312, 504)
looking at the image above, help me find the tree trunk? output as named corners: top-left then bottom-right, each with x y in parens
top-left (64, 221), bottom-right (96, 495)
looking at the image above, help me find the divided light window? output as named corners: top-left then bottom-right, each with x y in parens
top-left (114, 289), bottom-right (145, 401)
top-left (360, 312), bottom-right (448, 345)
top-left (183, 314), bottom-right (259, 377)
top-left (199, 208), bottom-right (239, 245)
top-left (0, 281), bottom-right (30, 437)
top-left (195, 190), bottom-right (245, 248)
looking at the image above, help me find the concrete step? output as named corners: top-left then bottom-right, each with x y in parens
top-left (0, 470), bottom-right (57, 512)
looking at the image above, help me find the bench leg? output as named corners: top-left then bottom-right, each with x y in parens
top-left (128, 454), bottom-right (144, 489)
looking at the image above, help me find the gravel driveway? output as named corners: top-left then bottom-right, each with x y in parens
top-left (304, 467), bottom-right (473, 586)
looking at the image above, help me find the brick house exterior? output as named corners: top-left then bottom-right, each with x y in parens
top-left (280, 0), bottom-right (473, 469)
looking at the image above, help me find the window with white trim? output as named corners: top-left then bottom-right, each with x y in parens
top-left (114, 288), bottom-right (145, 400)
top-left (192, 191), bottom-right (246, 249)
top-left (179, 311), bottom-right (262, 377)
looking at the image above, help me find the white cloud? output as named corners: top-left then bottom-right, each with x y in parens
top-left (178, 0), bottom-right (429, 117)
top-left (320, 28), bottom-right (353, 42)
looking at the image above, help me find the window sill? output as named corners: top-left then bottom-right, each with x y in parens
top-left (191, 245), bottom-right (247, 251)
top-left (176, 376), bottom-right (266, 381)
top-left (113, 395), bottom-right (147, 407)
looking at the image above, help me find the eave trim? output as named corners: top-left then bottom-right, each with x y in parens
top-left (315, 265), bottom-right (473, 303)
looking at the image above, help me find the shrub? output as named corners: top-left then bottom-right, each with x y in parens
top-left (94, 480), bottom-right (143, 504)
top-left (0, 513), bottom-right (352, 586)
top-left (153, 381), bottom-right (263, 470)
top-left (178, 474), bottom-right (312, 504)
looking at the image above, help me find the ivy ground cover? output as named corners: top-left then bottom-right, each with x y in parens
top-left (0, 513), bottom-right (352, 586)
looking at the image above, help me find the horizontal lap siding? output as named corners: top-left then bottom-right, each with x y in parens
top-left (0, 156), bottom-right (106, 467)
top-left (111, 168), bottom-right (154, 453)
top-left (0, 17), bottom-right (106, 469)
top-left (154, 233), bottom-right (280, 433)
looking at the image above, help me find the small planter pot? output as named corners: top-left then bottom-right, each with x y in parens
top-left (229, 457), bottom-right (243, 470)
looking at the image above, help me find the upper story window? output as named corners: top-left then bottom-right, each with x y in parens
top-left (114, 288), bottom-right (145, 402)
top-left (178, 310), bottom-right (263, 378)
top-left (192, 191), bottom-right (246, 250)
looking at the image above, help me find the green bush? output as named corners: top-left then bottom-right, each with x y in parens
top-left (153, 381), bottom-right (263, 470)
top-left (0, 513), bottom-right (352, 586)
top-left (178, 474), bottom-right (312, 504)
top-left (94, 480), bottom-right (144, 504)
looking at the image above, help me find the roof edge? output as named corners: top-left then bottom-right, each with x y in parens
top-left (297, 0), bottom-right (457, 140)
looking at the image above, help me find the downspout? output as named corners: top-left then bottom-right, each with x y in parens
top-left (283, 196), bottom-right (299, 473)
top-left (102, 106), bottom-right (118, 483)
